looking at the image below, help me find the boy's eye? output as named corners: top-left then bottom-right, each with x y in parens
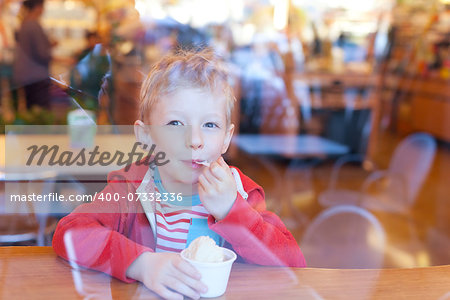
top-left (204, 122), bottom-right (219, 128)
top-left (167, 120), bottom-right (183, 126)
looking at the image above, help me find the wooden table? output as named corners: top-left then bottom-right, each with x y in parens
top-left (1, 247), bottom-right (449, 299)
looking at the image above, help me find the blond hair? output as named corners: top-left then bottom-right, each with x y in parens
top-left (139, 48), bottom-right (235, 124)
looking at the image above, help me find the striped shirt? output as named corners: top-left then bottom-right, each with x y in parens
top-left (153, 168), bottom-right (210, 253)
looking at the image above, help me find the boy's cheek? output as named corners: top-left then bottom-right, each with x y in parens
top-left (152, 139), bottom-right (189, 161)
top-left (151, 127), bottom-right (187, 150)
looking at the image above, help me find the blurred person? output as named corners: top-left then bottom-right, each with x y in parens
top-left (430, 33), bottom-right (450, 71)
top-left (208, 25), bottom-right (234, 59)
top-left (70, 31), bottom-right (110, 111)
top-left (311, 22), bottom-right (322, 57)
top-left (76, 31), bottom-right (102, 62)
top-left (0, 0), bottom-right (18, 114)
top-left (13, 0), bottom-right (55, 110)
top-left (96, 3), bottom-right (146, 125)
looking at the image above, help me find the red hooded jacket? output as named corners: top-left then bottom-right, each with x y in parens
top-left (52, 163), bottom-right (306, 282)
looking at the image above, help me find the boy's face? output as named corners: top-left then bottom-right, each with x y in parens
top-left (135, 87), bottom-right (234, 193)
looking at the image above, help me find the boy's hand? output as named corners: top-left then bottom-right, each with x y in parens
top-left (198, 157), bottom-right (237, 221)
top-left (126, 252), bottom-right (207, 300)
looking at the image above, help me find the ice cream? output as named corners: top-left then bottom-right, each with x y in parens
top-left (184, 236), bottom-right (224, 263)
top-left (197, 160), bottom-right (210, 167)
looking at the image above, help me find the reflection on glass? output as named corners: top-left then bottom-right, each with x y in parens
top-left (0, 2), bottom-right (449, 299)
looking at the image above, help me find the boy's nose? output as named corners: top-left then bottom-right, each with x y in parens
top-left (187, 127), bottom-right (204, 150)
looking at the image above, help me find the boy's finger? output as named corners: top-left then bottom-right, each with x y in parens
top-left (209, 162), bottom-right (226, 180)
top-left (218, 156), bottom-right (231, 169)
top-left (173, 266), bottom-right (208, 294)
top-left (203, 167), bottom-right (220, 186)
top-left (211, 156), bottom-right (226, 167)
top-left (219, 156), bottom-right (229, 167)
top-left (165, 278), bottom-right (200, 300)
top-left (174, 258), bottom-right (201, 280)
top-left (198, 182), bottom-right (207, 198)
top-left (198, 174), bottom-right (214, 192)
top-left (216, 157), bottom-right (232, 177)
top-left (153, 283), bottom-right (183, 300)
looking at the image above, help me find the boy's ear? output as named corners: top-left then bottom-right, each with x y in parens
top-left (221, 123), bottom-right (235, 154)
top-left (134, 120), bottom-right (153, 148)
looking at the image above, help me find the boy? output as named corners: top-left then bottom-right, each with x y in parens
top-left (53, 49), bottom-right (306, 300)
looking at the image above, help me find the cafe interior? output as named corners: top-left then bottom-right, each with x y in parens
top-left (0, 0), bottom-right (449, 298)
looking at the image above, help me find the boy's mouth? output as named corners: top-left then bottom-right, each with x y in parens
top-left (182, 160), bottom-right (210, 169)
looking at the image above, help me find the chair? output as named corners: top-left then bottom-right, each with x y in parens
top-left (319, 133), bottom-right (436, 212)
top-left (318, 154), bottom-right (372, 207)
top-left (0, 170), bottom-right (59, 246)
top-left (360, 133), bottom-right (436, 214)
top-left (300, 205), bottom-right (386, 268)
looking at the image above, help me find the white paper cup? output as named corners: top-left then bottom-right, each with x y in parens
top-left (180, 247), bottom-right (237, 298)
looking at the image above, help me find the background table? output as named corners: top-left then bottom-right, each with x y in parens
top-left (232, 134), bottom-right (349, 219)
top-left (1, 247), bottom-right (449, 299)
top-left (232, 134), bottom-right (349, 158)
